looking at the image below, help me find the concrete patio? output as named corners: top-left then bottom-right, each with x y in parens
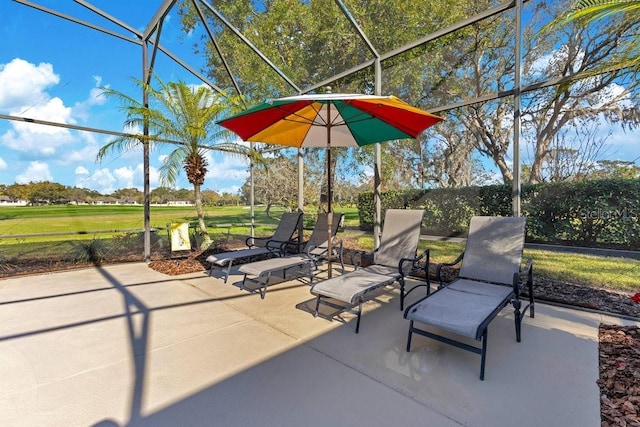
top-left (0, 262), bottom-right (637, 426)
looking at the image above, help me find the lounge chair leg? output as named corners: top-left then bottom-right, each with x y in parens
top-left (355, 300), bottom-right (363, 334)
top-left (224, 261), bottom-right (233, 284)
top-left (314, 296), bottom-right (321, 318)
top-left (406, 321), bottom-right (414, 352)
top-left (260, 272), bottom-right (272, 299)
top-left (480, 329), bottom-right (488, 381)
top-left (513, 298), bottom-right (522, 342)
top-left (528, 275), bottom-right (535, 318)
top-left (308, 263), bottom-right (314, 284)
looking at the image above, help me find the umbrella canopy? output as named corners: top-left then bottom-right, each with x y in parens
top-left (218, 93), bottom-right (444, 148)
top-left (217, 93), bottom-right (444, 277)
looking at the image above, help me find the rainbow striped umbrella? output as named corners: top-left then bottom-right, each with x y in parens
top-left (218, 93), bottom-right (444, 148)
top-left (218, 93), bottom-right (444, 275)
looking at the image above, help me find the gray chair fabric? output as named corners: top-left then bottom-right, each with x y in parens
top-left (458, 216), bottom-right (526, 285)
top-left (310, 209), bottom-right (426, 333)
top-left (405, 216), bottom-right (534, 380)
top-left (303, 212), bottom-right (345, 271)
top-left (233, 213), bottom-right (344, 298)
top-left (206, 212), bottom-right (303, 282)
top-left (373, 209), bottom-right (425, 268)
top-left (250, 212), bottom-right (304, 249)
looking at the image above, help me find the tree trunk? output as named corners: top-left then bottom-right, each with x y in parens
top-left (193, 183), bottom-right (211, 250)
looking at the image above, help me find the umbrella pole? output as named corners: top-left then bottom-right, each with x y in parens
top-left (326, 101), bottom-right (333, 278)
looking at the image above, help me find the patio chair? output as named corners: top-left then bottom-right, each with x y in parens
top-left (206, 211), bottom-right (303, 283)
top-left (309, 209), bottom-right (429, 333)
top-left (300, 212), bottom-right (345, 272)
top-left (404, 216), bottom-right (534, 380)
top-left (235, 212), bottom-right (345, 299)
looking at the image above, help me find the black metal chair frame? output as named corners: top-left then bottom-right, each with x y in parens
top-left (405, 258), bottom-right (534, 380)
top-left (314, 249), bottom-right (430, 333)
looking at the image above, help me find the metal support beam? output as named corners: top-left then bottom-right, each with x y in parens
top-left (191, 0), bottom-right (243, 97)
top-left (142, 0), bottom-right (176, 42)
top-left (513, 0), bottom-right (523, 217)
top-left (374, 59), bottom-right (382, 248)
top-left (16, 0), bottom-right (141, 44)
top-left (142, 44), bottom-right (152, 262)
top-left (199, 0), bottom-right (301, 93)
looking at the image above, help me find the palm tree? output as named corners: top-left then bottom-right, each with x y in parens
top-left (97, 77), bottom-right (252, 250)
top-left (543, 0), bottom-right (639, 75)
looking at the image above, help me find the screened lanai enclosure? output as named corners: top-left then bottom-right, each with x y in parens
top-left (1, 0), bottom-right (638, 265)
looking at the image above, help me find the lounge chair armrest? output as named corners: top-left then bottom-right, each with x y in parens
top-left (306, 242), bottom-right (327, 257)
top-left (275, 238), bottom-right (303, 254)
top-left (514, 258), bottom-right (533, 297)
top-left (436, 251), bottom-right (464, 287)
top-left (264, 239), bottom-right (290, 255)
top-left (307, 238), bottom-right (342, 259)
top-left (246, 235), bottom-right (274, 248)
top-left (399, 248), bottom-right (429, 274)
top-left (354, 248), bottom-right (376, 269)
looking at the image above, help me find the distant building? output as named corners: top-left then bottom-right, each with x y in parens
top-left (0, 196), bottom-right (27, 206)
top-left (166, 200), bottom-right (194, 206)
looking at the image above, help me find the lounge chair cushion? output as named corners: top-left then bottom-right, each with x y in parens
top-left (406, 281), bottom-right (513, 339)
top-left (361, 264), bottom-right (402, 278)
top-left (206, 247), bottom-right (272, 267)
top-left (447, 279), bottom-right (515, 298)
top-left (238, 255), bottom-right (312, 277)
top-left (373, 209), bottom-right (424, 268)
top-left (310, 269), bottom-right (397, 305)
top-left (458, 216), bottom-right (525, 285)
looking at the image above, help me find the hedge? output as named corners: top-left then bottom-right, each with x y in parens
top-left (356, 179), bottom-right (640, 250)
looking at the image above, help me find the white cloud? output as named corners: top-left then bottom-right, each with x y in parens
top-left (63, 139), bottom-right (100, 165)
top-left (15, 161), bottom-right (53, 183)
top-left (0, 58), bottom-right (59, 111)
top-left (74, 163), bottom-right (160, 194)
top-left (205, 153), bottom-right (249, 184)
top-left (73, 76), bottom-right (107, 120)
top-left (0, 59), bottom-right (113, 163)
top-left (0, 157), bottom-right (6, 170)
top-left (75, 167), bottom-right (116, 194)
top-left (1, 97), bottom-right (75, 156)
top-left (113, 166), bottom-right (135, 187)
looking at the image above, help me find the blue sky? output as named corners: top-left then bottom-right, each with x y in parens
top-left (0, 1), bottom-right (251, 195)
top-left (1, 1), bottom-right (639, 195)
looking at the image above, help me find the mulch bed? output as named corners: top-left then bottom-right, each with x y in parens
top-left (599, 325), bottom-right (640, 427)
top-left (2, 244), bottom-right (639, 426)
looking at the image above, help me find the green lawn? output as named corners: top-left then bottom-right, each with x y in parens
top-left (1, 204), bottom-right (638, 293)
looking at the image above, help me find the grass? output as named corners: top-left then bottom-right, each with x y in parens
top-left (0, 204), bottom-right (638, 293)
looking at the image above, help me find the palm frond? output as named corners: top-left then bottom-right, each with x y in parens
top-left (96, 135), bottom-right (143, 163)
top-left (159, 149), bottom-right (186, 187)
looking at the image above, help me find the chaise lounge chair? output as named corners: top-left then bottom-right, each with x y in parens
top-left (309, 209), bottom-right (429, 333)
top-left (236, 212), bottom-right (344, 299)
top-left (298, 212), bottom-right (345, 272)
top-left (404, 216), bottom-right (534, 380)
top-left (206, 211), bottom-right (303, 283)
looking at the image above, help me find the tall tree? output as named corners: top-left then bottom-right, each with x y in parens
top-left (97, 78), bottom-right (253, 249)
top-left (524, 6), bottom-right (640, 183)
top-left (543, 0), bottom-right (639, 76)
top-left (178, 0), bottom-right (470, 194)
